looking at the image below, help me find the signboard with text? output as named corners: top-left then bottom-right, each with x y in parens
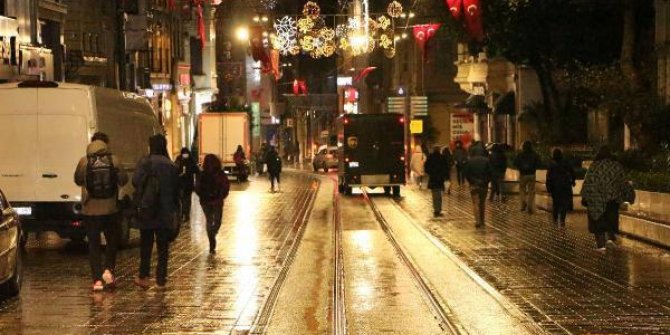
top-left (450, 112), bottom-right (474, 145)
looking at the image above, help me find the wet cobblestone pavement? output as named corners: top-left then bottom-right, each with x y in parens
top-left (395, 185), bottom-right (670, 335)
top-left (0, 173), bottom-right (317, 335)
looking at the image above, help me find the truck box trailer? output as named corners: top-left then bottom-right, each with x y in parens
top-left (198, 112), bottom-right (250, 177)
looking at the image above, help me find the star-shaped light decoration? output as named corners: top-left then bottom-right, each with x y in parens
top-left (387, 1), bottom-right (403, 18)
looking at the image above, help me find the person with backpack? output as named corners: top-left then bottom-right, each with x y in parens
top-left (174, 147), bottom-right (198, 222)
top-left (514, 141), bottom-right (542, 214)
top-left (453, 140), bottom-right (468, 186)
top-left (132, 135), bottom-right (179, 289)
top-left (196, 154), bottom-right (230, 254)
top-left (265, 145), bottom-right (282, 193)
top-left (546, 148), bottom-right (576, 226)
top-left (74, 132), bottom-right (129, 291)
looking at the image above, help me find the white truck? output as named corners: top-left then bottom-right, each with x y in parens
top-left (0, 81), bottom-right (161, 245)
top-left (198, 112), bottom-right (250, 178)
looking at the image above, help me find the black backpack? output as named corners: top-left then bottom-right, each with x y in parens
top-left (85, 153), bottom-right (118, 199)
top-left (134, 161), bottom-right (161, 222)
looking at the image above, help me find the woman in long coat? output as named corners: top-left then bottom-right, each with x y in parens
top-left (580, 146), bottom-right (626, 250)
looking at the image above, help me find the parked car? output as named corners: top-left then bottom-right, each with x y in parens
top-left (0, 189), bottom-right (22, 297)
top-left (313, 146), bottom-right (339, 172)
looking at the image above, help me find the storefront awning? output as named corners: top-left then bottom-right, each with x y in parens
top-left (494, 91), bottom-right (515, 115)
top-left (454, 94), bottom-right (489, 113)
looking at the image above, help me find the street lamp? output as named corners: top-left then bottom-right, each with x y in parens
top-left (236, 27), bottom-right (250, 41)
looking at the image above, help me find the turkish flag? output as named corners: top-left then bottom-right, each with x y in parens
top-left (413, 24), bottom-right (441, 54)
top-left (445, 0), bottom-right (462, 19)
top-left (293, 80), bottom-right (308, 95)
top-left (463, 0), bottom-right (484, 42)
top-left (196, 2), bottom-right (206, 49)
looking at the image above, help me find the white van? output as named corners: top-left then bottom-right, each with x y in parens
top-left (0, 81), bottom-right (161, 244)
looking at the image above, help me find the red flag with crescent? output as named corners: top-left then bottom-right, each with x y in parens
top-left (463, 0), bottom-right (484, 42)
top-left (412, 24), bottom-right (441, 53)
top-left (445, 0), bottom-right (462, 19)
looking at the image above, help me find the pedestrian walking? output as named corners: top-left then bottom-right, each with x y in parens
top-left (174, 147), bottom-right (198, 222)
top-left (196, 154), bottom-right (230, 254)
top-left (454, 140), bottom-right (468, 186)
top-left (233, 145), bottom-right (248, 182)
top-left (74, 132), bottom-right (129, 291)
top-left (441, 146), bottom-right (454, 194)
top-left (489, 144), bottom-right (507, 201)
top-left (409, 146), bottom-right (426, 189)
top-left (580, 146), bottom-right (633, 251)
top-left (464, 142), bottom-right (492, 227)
top-left (546, 148), bottom-right (576, 226)
top-left (132, 135), bottom-right (179, 289)
top-left (514, 141), bottom-right (542, 214)
top-left (425, 146), bottom-right (449, 217)
top-left (265, 145), bottom-right (282, 192)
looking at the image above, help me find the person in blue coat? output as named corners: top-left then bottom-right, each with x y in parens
top-left (132, 134), bottom-right (179, 288)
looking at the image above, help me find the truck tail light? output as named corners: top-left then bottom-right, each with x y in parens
top-left (399, 117), bottom-right (405, 123)
top-left (344, 118), bottom-right (349, 125)
top-left (400, 156), bottom-right (405, 161)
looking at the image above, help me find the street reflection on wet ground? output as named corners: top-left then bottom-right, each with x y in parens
top-left (0, 173), bottom-right (316, 335)
top-left (398, 185), bottom-right (670, 335)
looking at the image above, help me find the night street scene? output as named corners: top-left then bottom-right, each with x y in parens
top-left (3, 1), bottom-right (670, 335)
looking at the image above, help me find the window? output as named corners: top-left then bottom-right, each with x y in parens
top-left (0, 0), bottom-right (5, 16)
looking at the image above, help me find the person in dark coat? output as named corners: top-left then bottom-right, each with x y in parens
top-left (265, 145), bottom-right (282, 192)
top-left (441, 146), bottom-right (454, 194)
top-left (464, 142), bottom-right (492, 227)
top-left (174, 147), bottom-right (198, 222)
top-left (489, 144), bottom-right (507, 201)
top-left (196, 154), bottom-right (230, 254)
top-left (425, 146), bottom-right (449, 217)
top-left (132, 134), bottom-right (179, 288)
top-left (514, 141), bottom-right (542, 214)
top-left (580, 146), bottom-right (628, 250)
top-left (453, 140), bottom-right (468, 186)
top-left (546, 148), bottom-right (576, 226)
top-left (233, 145), bottom-right (248, 182)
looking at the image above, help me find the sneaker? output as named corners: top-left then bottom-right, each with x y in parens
top-left (606, 239), bottom-right (617, 246)
top-left (595, 247), bottom-right (607, 252)
top-left (209, 249), bottom-right (216, 255)
top-left (134, 277), bottom-right (151, 289)
top-left (156, 279), bottom-right (167, 288)
top-left (102, 270), bottom-right (115, 287)
top-left (92, 280), bottom-right (104, 292)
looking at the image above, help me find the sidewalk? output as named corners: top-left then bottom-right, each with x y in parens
top-left (398, 185), bottom-right (670, 335)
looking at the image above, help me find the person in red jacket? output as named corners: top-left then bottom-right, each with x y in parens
top-left (196, 154), bottom-right (230, 254)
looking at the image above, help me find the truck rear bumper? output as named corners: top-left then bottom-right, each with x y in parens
top-left (11, 202), bottom-right (85, 237)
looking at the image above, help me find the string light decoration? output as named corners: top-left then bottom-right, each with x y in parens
top-left (260, 0), bottom-right (277, 10)
top-left (269, 1), bottom-right (400, 59)
top-left (387, 1), bottom-right (403, 18)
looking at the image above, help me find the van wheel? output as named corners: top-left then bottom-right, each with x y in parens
top-left (323, 163), bottom-right (329, 173)
top-left (1, 239), bottom-right (22, 297)
top-left (313, 163), bottom-right (318, 172)
top-left (345, 185), bottom-right (353, 196)
top-left (384, 187), bottom-right (391, 195)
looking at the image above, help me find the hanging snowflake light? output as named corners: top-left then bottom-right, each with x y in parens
top-left (387, 1), bottom-right (403, 18)
top-left (300, 35), bottom-right (315, 52)
top-left (298, 17), bottom-right (315, 34)
top-left (384, 47), bottom-right (396, 58)
top-left (320, 27), bottom-right (336, 41)
top-left (377, 16), bottom-right (391, 30)
top-left (302, 1), bottom-right (321, 19)
top-left (275, 16), bottom-right (297, 38)
top-left (260, 0), bottom-right (277, 10)
top-left (336, 24), bottom-right (349, 38)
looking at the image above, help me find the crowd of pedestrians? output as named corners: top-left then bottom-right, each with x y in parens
top-left (421, 140), bottom-right (635, 250)
top-left (73, 133), bottom-right (290, 291)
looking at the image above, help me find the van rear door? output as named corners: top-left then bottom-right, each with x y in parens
top-left (0, 88), bottom-right (38, 202)
top-left (35, 88), bottom-right (90, 202)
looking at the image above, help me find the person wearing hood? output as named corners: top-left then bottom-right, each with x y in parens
top-left (409, 145), bottom-right (426, 189)
top-left (174, 147), bottom-right (198, 222)
top-left (514, 141), bottom-right (541, 214)
top-left (580, 146), bottom-right (631, 250)
top-left (265, 145), bottom-right (282, 192)
top-left (74, 132), bottom-right (129, 291)
top-left (132, 134), bottom-right (179, 288)
top-left (464, 142), bottom-right (492, 227)
top-left (425, 146), bottom-right (449, 217)
top-left (489, 144), bottom-right (507, 201)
